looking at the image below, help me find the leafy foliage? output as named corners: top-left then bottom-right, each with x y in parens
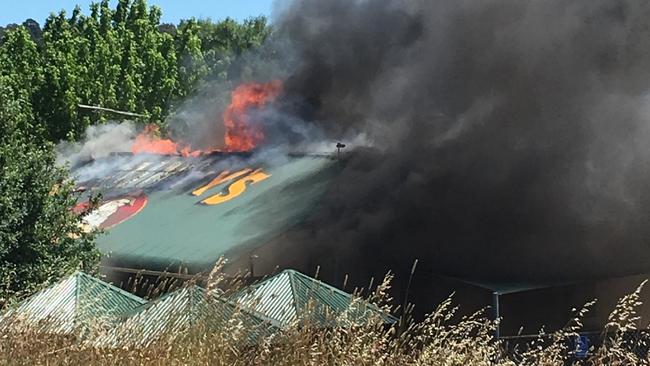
top-left (0, 74), bottom-right (99, 305)
top-left (0, 0), bottom-right (271, 142)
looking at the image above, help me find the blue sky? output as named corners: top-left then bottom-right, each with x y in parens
top-left (0, 1), bottom-right (277, 26)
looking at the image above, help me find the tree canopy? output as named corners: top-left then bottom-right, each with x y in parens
top-left (0, 0), bottom-right (271, 141)
top-left (0, 71), bottom-right (99, 305)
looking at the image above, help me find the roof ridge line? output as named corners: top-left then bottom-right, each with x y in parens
top-left (210, 292), bottom-right (284, 329)
top-left (119, 285), bottom-right (188, 317)
top-left (289, 270), bottom-right (397, 322)
top-left (76, 272), bottom-right (147, 304)
top-left (289, 269), bottom-right (353, 299)
top-left (130, 284), bottom-right (205, 312)
top-left (286, 270), bottom-right (300, 316)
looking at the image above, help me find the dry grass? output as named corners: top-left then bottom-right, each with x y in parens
top-left (1, 269), bottom-right (649, 365)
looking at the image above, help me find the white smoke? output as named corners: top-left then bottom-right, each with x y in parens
top-left (56, 122), bottom-right (137, 167)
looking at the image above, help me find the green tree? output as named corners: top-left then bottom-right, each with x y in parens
top-left (37, 11), bottom-right (87, 141)
top-left (176, 19), bottom-right (209, 97)
top-left (0, 75), bottom-right (99, 305)
top-left (2, 1), bottom-right (271, 141)
top-left (95, 0), bottom-right (122, 111)
top-left (192, 16), bottom-right (271, 81)
top-left (0, 26), bottom-right (45, 142)
top-left (0, 27), bottom-right (43, 107)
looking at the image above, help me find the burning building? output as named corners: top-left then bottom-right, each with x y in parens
top-left (67, 79), bottom-right (346, 295)
top-left (73, 152), bottom-right (336, 275)
top-left (59, 0), bottom-right (650, 337)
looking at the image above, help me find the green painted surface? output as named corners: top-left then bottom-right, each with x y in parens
top-left (95, 156), bottom-right (334, 270)
top-left (93, 285), bottom-right (280, 347)
top-left (1, 272), bottom-right (146, 335)
top-left (233, 269), bottom-right (398, 327)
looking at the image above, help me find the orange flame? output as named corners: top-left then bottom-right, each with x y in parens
top-left (223, 80), bottom-right (283, 152)
top-left (131, 125), bottom-right (201, 157)
top-left (130, 80), bottom-right (282, 156)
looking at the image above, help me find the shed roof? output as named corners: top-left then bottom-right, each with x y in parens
top-left (2, 270), bottom-right (396, 347)
top-left (233, 269), bottom-right (398, 328)
top-left (92, 284), bottom-right (280, 348)
top-left (0, 272), bottom-right (146, 335)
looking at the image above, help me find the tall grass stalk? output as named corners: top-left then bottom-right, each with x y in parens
top-left (1, 267), bottom-right (649, 365)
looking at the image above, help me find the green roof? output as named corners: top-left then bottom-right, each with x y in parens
top-left (1, 272), bottom-right (146, 335)
top-left (75, 154), bottom-right (336, 271)
top-left (233, 269), bottom-right (398, 328)
top-left (2, 271), bottom-right (396, 346)
top-left (92, 285), bottom-right (280, 348)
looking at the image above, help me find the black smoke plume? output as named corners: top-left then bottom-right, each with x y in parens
top-left (257, 0), bottom-right (650, 293)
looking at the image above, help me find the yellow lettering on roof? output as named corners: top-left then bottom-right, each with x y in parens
top-left (191, 168), bottom-right (253, 196)
top-left (201, 169), bottom-right (271, 206)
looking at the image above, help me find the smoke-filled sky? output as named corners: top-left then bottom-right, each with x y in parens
top-left (263, 0), bottom-right (650, 290)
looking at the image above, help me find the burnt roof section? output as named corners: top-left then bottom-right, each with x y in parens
top-left (73, 153), bottom-right (336, 273)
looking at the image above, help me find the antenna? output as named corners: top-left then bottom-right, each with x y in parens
top-left (336, 142), bottom-right (346, 163)
top-left (249, 254), bottom-right (259, 277)
top-left (333, 142), bottom-right (346, 285)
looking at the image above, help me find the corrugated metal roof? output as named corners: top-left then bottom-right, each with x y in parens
top-left (234, 271), bottom-right (298, 326)
top-left (92, 285), bottom-right (280, 348)
top-left (75, 154), bottom-right (336, 272)
top-left (0, 272), bottom-right (146, 335)
top-left (2, 270), bottom-right (395, 347)
top-left (233, 269), bottom-right (398, 328)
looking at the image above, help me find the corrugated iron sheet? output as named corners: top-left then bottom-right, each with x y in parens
top-left (2, 270), bottom-right (395, 348)
top-left (233, 269), bottom-right (398, 328)
top-left (92, 286), bottom-right (197, 347)
top-left (92, 285), bottom-right (280, 348)
top-left (0, 272), bottom-right (146, 335)
top-left (234, 271), bottom-right (299, 326)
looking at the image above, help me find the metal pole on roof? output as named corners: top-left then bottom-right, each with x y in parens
top-left (493, 291), bottom-right (501, 339)
top-left (335, 142), bottom-right (346, 197)
top-left (334, 142), bottom-right (345, 287)
top-left (78, 104), bottom-right (149, 118)
top-left (249, 254), bottom-right (259, 277)
top-left (336, 142), bottom-right (346, 165)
